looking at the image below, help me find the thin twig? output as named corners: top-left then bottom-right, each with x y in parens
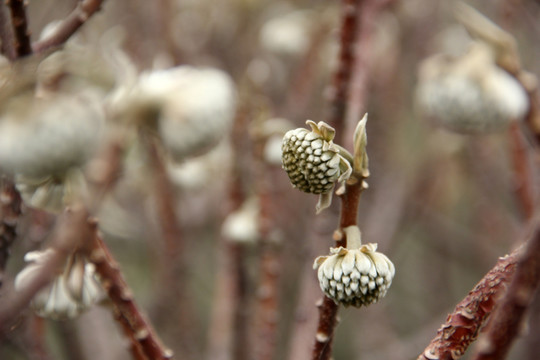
top-left (471, 220), bottom-right (540, 360)
top-left (325, 0), bottom-right (362, 138)
top-left (112, 307), bottom-right (148, 360)
top-left (0, 3), bottom-right (17, 60)
top-left (83, 222), bottom-right (174, 360)
top-left (253, 136), bottom-right (282, 360)
top-left (417, 246), bottom-right (521, 360)
top-left (0, 179), bottom-right (22, 289)
top-left (508, 122), bottom-right (535, 220)
top-left (32, 0), bottom-right (106, 54)
top-left (6, 0), bottom-right (32, 57)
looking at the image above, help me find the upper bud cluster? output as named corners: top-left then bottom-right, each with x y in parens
top-left (282, 121), bottom-right (348, 194)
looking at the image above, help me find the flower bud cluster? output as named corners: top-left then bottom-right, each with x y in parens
top-left (110, 66), bottom-right (236, 162)
top-left (281, 120), bottom-right (351, 195)
top-left (313, 227), bottom-right (395, 307)
top-left (314, 243), bottom-right (394, 307)
top-left (15, 250), bottom-right (102, 320)
top-left (416, 4), bottom-right (529, 134)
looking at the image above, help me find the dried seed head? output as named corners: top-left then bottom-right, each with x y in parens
top-left (110, 66), bottom-right (236, 161)
top-left (281, 120), bottom-right (351, 195)
top-left (314, 242), bottom-right (395, 307)
top-left (417, 42), bottom-right (528, 134)
top-left (222, 197), bottom-right (260, 244)
top-left (0, 93), bottom-right (104, 178)
top-left (14, 250), bottom-right (103, 320)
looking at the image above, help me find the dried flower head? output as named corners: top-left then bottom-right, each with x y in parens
top-left (15, 250), bottom-right (102, 320)
top-left (221, 197), bottom-right (260, 244)
top-left (281, 120), bottom-right (352, 212)
top-left (313, 226), bottom-right (395, 307)
top-left (0, 93), bottom-right (104, 178)
top-left (417, 43), bottom-right (528, 134)
top-left (109, 66), bottom-right (236, 161)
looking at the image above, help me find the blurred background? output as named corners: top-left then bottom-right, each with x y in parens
top-left (1, 0), bottom-right (539, 359)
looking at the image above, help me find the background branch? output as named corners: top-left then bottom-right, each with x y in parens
top-left (32, 0), bottom-right (106, 54)
top-left (83, 222), bottom-right (174, 360)
top-left (471, 220), bottom-right (540, 360)
top-left (0, 179), bottom-right (22, 289)
top-left (6, 0), bottom-right (32, 57)
top-left (418, 245), bottom-right (521, 360)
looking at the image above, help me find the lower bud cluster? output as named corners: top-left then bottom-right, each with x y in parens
top-left (314, 243), bottom-right (395, 307)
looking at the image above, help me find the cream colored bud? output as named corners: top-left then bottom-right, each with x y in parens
top-left (0, 93), bottom-right (104, 178)
top-left (417, 42), bottom-right (528, 134)
top-left (314, 233), bottom-right (395, 308)
top-left (110, 66), bottom-right (236, 161)
top-left (281, 120), bottom-right (352, 213)
top-left (14, 250), bottom-right (102, 320)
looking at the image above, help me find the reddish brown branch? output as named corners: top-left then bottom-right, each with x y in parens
top-left (312, 296), bottom-right (340, 360)
top-left (146, 140), bottom-right (183, 260)
top-left (326, 0), bottom-right (362, 138)
top-left (32, 0), bottom-right (106, 54)
top-left (508, 122), bottom-right (535, 220)
top-left (417, 247), bottom-right (521, 360)
top-left (471, 222), bottom-right (540, 360)
top-left (0, 179), bottom-right (22, 289)
top-left (113, 308), bottom-right (148, 360)
top-left (83, 224), bottom-right (173, 360)
top-left (6, 0), bottom-right (32, 57)
top-left (253, 144), bottom-right (282, 360)
top-left (0, 3), bottom-right (16, 60)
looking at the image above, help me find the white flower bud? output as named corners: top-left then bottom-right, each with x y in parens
top-left (14, 250), bottom-right (102, 320)
top-left (313, 226), bottom-right (395, 307)
top-left (417, 42), bottom-right (528, 134)
top-left (110, 66), bottom-right (236, 161)
top-left (0, 93), bottom-right (104, 178)
top-left (222, 197), bottom-right (260, 244)
top-left (314, 244), bottom-right (395, 307)
top-left (260, 10), bottom-right (313, 57)
top-left (281, 120), bottom-right (351, 194)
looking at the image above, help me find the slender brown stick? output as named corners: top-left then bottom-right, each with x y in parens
top-left (508, 122), bottom-right (535, 220)
top-left (471, 221), bottom-right (540, 360)
top-left (417, 246), bottom-right (521, 360)
top-left (6, 0), bottom-right (32, 57)
top-left (112, 308), bottom-right (148, 360)
top-left (0, 2), bottom-right (16, 60)
top-left (326, 0), bottom-right (362, 138)
top-left (145, 140), bottom-right (183, 261)
top-left (253, 136), bottom-right (282, 360)
top-left (0, 179), bottom-right (22, 289)
top-left (32, 0), bottom-right (106, 54)
top-left (83, 222), bottom-right (173, 360)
